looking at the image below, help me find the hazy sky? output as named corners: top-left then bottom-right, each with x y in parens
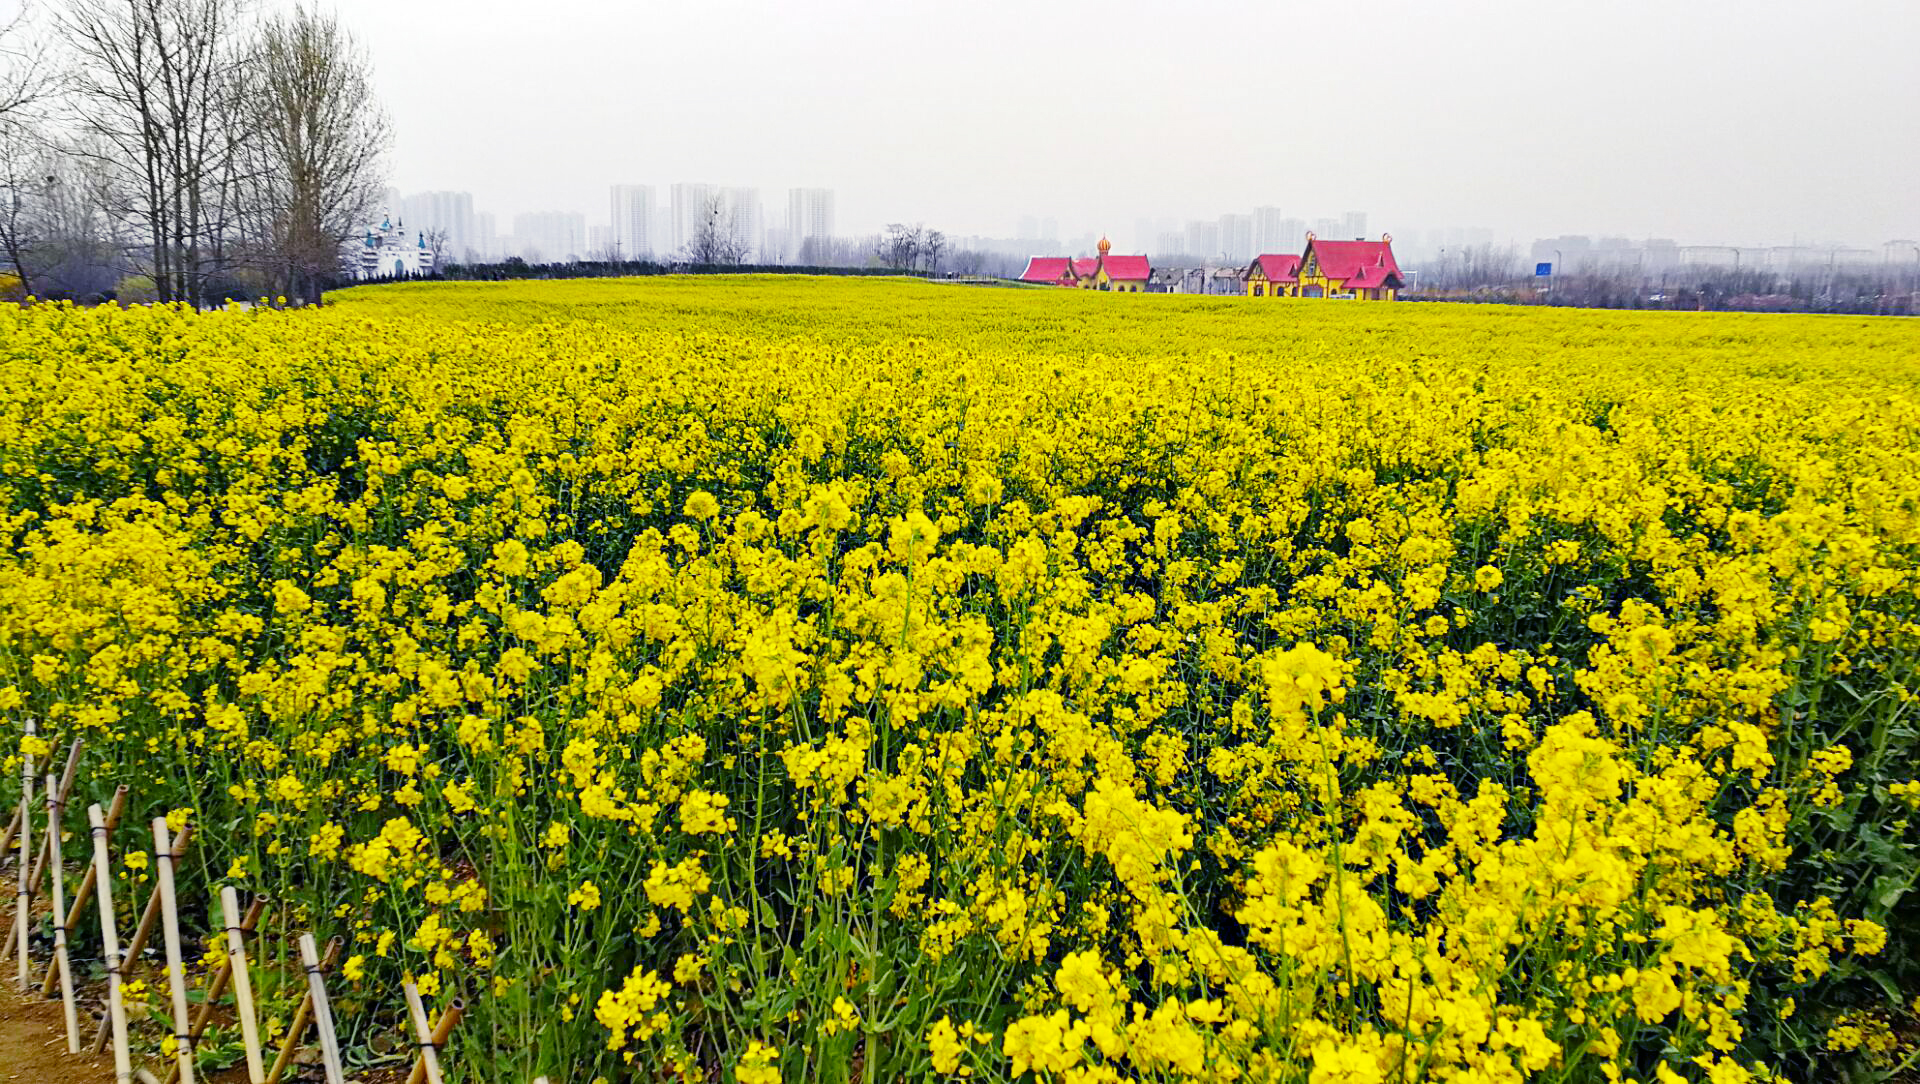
top-left (323, 0), bottom-right (1916, 246)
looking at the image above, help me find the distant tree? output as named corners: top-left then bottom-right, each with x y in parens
top-left (0, 134), bottom-right (122, 300)
top-left (682, 193), bottom-right (746, 266)
top-left (238, 4), bottom-right (390, 305)
top-left (0, 1), bottom-right (51, 122)
top-left (878, 223), bottom-right (926, 273)
top-left (919, 229), bottom-right (946, 276)
top-left (0, 120), bottom-right (46, 294)
top-left (59, 0), bottom-right (252, 305)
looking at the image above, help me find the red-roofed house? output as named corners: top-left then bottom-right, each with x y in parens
top-left (1245, 233), bottom-right (1403, 301)
top-left (1019, 238), bottom-right (1152, 292)
top-left (1019, 256), bottom-right (1076, 286)
top-left (1244, 254), bottom-right (1301, 297)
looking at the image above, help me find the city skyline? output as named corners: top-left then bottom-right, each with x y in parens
top-left (317, 0), bottom-right (1917, 252)
top-left (386, 175), bottom-right (1906, 271)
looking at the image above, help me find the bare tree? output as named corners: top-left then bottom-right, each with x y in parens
top-left (59, 0), bottom-right (251, 305)
top-left (0, 120), bottom-right (47, 293)
top-left (0, 1), bottom-right (52, 121)
top-left (237, 4), bottom-right (388, 304)
top-left (682, 193), bottom-right (745, 265)
top-left (878, 222), bottom-right (922, 272)
top-left (919, 228), bottom-right (945, 276)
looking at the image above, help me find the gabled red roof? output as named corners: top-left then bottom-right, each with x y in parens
top-left (1020, 257), bottom-right (1074, 284)
top-left (1344, 265), bottom-right (1398, 289)
top-left (1309, 239), bottom-right (1401, 284)
top-left (1251, 254), bottom-right (1302, 283)
top-left (1022, 252), bottom-right (1152, 284)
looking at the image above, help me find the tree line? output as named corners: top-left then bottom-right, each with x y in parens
top-left (0, 0), bottom-right (389, 306)
top-left (1406, 244), bottom-right (1920, 315)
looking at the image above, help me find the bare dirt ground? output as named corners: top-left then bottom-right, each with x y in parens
top-left (0, 979), bottom-right (114, 1083)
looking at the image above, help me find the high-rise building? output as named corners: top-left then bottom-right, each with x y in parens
top-left (787, 188), bottom-right (835, 263)
top-left (1185, 220), bottom-right (1221, 262)
top-left (609, 184), bottom-right (655, 261)
top-left (400, 191), bottom-right (476, 261)
top-left (725, 187), bottom-right (763, 261)
top-left (474, 212), bottom-right (497, 261)
top-left (671, 183), bottom-right (762, 260)
top-left (1311, 217), bottom-right (1341, 241)
top-left (1252, 207), bottom-right (1285, 255)
top-left (1040, 217), bottom-right (1059, 242)
top-left (511, 211), bottom-right (586, 263)
top-left (671, 182), bottom-right (719, 255)
top-left (1218, 213), bottom-right (1254, 263)
top-left (1341, 211), bottom-right (1369, 240)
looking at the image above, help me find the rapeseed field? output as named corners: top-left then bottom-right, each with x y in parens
top-left (2, 277), bottom-right (1918, 1083)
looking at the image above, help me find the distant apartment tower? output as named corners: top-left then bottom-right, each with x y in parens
top-left (400, 190), bottom-right (476, 261)
top-left (726, 188), bottom-right (764, 261)
top-left (671, 183), bottom-right (762, 260)
top-left (671, 182), bottom-right (718, 255)
top-left (1185, 220), bottom-right (1221, 262)
top-left (1341, 211), bottom-right (1368, 240)
top-left (609, 184), bottom-right (655, 261)
top-left (1252, 207), bottom-right (1288, 255)
top-left (511, 211), bottom-right (586, 263)
top-left (1218, 213), bottom-right (1254, 263)
top-left (787, 187), bottom-right (836, 263)
top-left (474, 212), bottom-right (497, 261)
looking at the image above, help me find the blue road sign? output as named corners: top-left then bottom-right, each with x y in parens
top-left (1536, 262), bottom-right (1553, 276)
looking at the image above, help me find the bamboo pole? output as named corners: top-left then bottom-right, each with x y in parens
top-left (402, 980), bottom-right (443, 1084)
top-left (0, 803), bottom-right (19, 869)
top-left (222, 889), bottom-right (266, 1084)
top-left (300, 933), bottom-right (345, 1084)
top-left (43, 784), bottom-right (127, 995)
top-left (14, 717), bottom-right (33, 984)
top-left (152, 818), bottom-right (195, 1084)
top-left (44, 774), bottom-right (77, 1052)
top-left (266, 936), bottom-right (340, 1084)
top-left (90, 803), bottom-right (133, 1084)
top-left (93, 822), bottom-right (195, 1054)
top-left (4, 733), bottom-right (76, 965)
top-left (27, 738), bottom-right (83, 890)
top-left (162, 892), bottom-right (266, 1084)
top-left (405, 999), bottom-right (464, 1084)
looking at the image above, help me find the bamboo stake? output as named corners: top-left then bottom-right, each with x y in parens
top-left (44, 774), bottom-right (77, 1052)
top-left (405, 999), bottom-right (464, 1084)
top-left (162, 892), bottom-right (266, 1084)
top-left (14, 717), bottom-right (33, 984)
top-left (3, 734), bottom-right (75, 965)
top-left (43, 784), bottom-right (127, 995)
top-left (223, 889), bottom-right (266, 1084)
top-left (0, 804), bottom-right (19, 871)
top-left (93, 822), bottom-right (195, 1055)
top-left (27, 738), bottom-right (83, 891)
top-left (300, 933), bottom-right (345, 1084)
top-left (402, 979), bottom-right (443, 1084)
top-left (266, 936), bottom-right (340, 1084)
top-left (90, 803), bottom-right (133, 1084)
top-left (152, 818), bottom-right (195, 1084)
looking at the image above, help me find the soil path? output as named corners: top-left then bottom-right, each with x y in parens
top-left (0, 980), bottom-right (113, 1083)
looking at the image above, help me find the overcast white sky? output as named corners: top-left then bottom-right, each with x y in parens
top-left (162, 0), bottom-right (1920, 246)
